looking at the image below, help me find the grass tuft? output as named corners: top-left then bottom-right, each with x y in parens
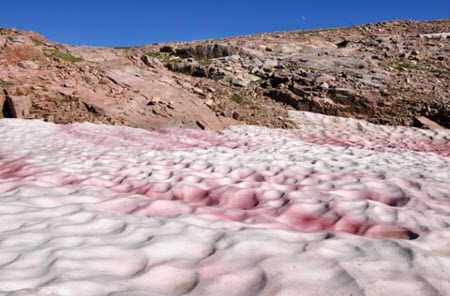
top-left (231, 94), bottom-right (244, 104)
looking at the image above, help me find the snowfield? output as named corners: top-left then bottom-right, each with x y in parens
top-left (0, 111), bottom-right (449, 296)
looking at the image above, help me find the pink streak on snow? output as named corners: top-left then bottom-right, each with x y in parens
top-left (59, 119), bottom-right (450, 156)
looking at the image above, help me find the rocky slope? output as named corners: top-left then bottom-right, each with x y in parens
top-left (0, 19), bottom-right (449, 130)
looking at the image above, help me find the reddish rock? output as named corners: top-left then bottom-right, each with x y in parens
top-left (3, 95), bottom-right (32, 118)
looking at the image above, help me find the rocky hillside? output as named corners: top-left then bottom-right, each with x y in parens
top-left (0, 19), bottom-right (449, 130)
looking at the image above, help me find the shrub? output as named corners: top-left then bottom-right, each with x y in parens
top-left (231, 94), bottom-right (244, 104)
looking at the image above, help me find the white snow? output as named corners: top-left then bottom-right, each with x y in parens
top-left (0, 111), bottom-right (449, 295)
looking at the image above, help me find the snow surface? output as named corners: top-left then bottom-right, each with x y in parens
top-left (0, 111), bottom-right (449, 296)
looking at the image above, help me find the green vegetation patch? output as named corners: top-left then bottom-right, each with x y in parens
top-left (386, 87), bottom-right (403, 94)
top-left (50, 49), bottom-right (83, 63)
top-left (286, 63), bottom-right (323, 73)
top-left (144, 51), bottom-right (177, 64)
top-left (285, 64), bottom-right (300, 70)
top-left (0, 80), bottom-right (14, 87)
top-left (146, 51), bottom-right (162, 58)
top-left (196, 58), bottom-right (213, 67)
top-left (231, 94), bottom-right (244, 104)
top-left (398, 62), bottom-right (450, 77)
top-left (29, 88), bottom-right (41, 98)
top-left (428, 68), bottom-right (450, 76)
top-left (161, 57), bottom-right (178, 64)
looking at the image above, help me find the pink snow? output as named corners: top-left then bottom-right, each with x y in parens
top-left (0, 111), bottom-right (449, 295)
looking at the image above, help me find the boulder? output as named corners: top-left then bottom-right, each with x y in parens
top-left (265, 89), bottom-right (300, 108)
top-left (413, 116), bottom-right (445, 130)
top-left (0, 91), bottom-right (5, 118)
top-left (2, 95), bottom-right (32, 118)
top-left (270, 72), bottom-right (291, 87)
top-left (229, 73), bottom-right (260, 88)
top-left (314, 74), bottom-right (335, 85)
top-left (160, 46), bottom-right (174, 53)
top-left (240, 47), bottom-right (265, 60)
top-left (336, 39), bottom-right (348, 48)
top-left (262, 59), bottom-right (278, 71)
top-left (141, 55), bottom-right (164, 69)
top-left (175, 43), bottom-right (239, 59)
top-left (83, 102), bottom-right (105, 115)
top-left (0, 36), bottom-right (7, 48)
top-left (17, 60), bottom-right (39, 69)
top-left (192, 67), bottom-right (209, 78)
top-left (232, 110), bottom-right (241, 120)
top-left (328, 88), bottom-right (357, 104)
top-left (147, 96), bottom-right (161, 105)
top-left (167, 60), bottom-right (199, 76)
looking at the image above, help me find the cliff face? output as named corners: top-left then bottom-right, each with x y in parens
top-left (1, 19), bottom-right (449, 130)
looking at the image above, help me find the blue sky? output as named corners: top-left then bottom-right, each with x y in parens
top-left (0, 0), bottom-right (448, 47)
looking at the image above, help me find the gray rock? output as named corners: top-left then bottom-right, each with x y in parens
top-left (262, 59), bottom-right (278, 71)
top-left (314, 74), bottom-right (335, 84)
top-left (250, 66), bottom-right (259, 74)
top-left (0, 36), bottom-right (6, 48)
top-left (175, 43), bottom-right (239, 59)
top-left (230, 73), bottom-right (260, 88)
top-left (240, 47), bottom-right (265, 60)
top-left (17, 60), bottom-right (39, 70)
top-left (141, 55), bottom-right (164, 69)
